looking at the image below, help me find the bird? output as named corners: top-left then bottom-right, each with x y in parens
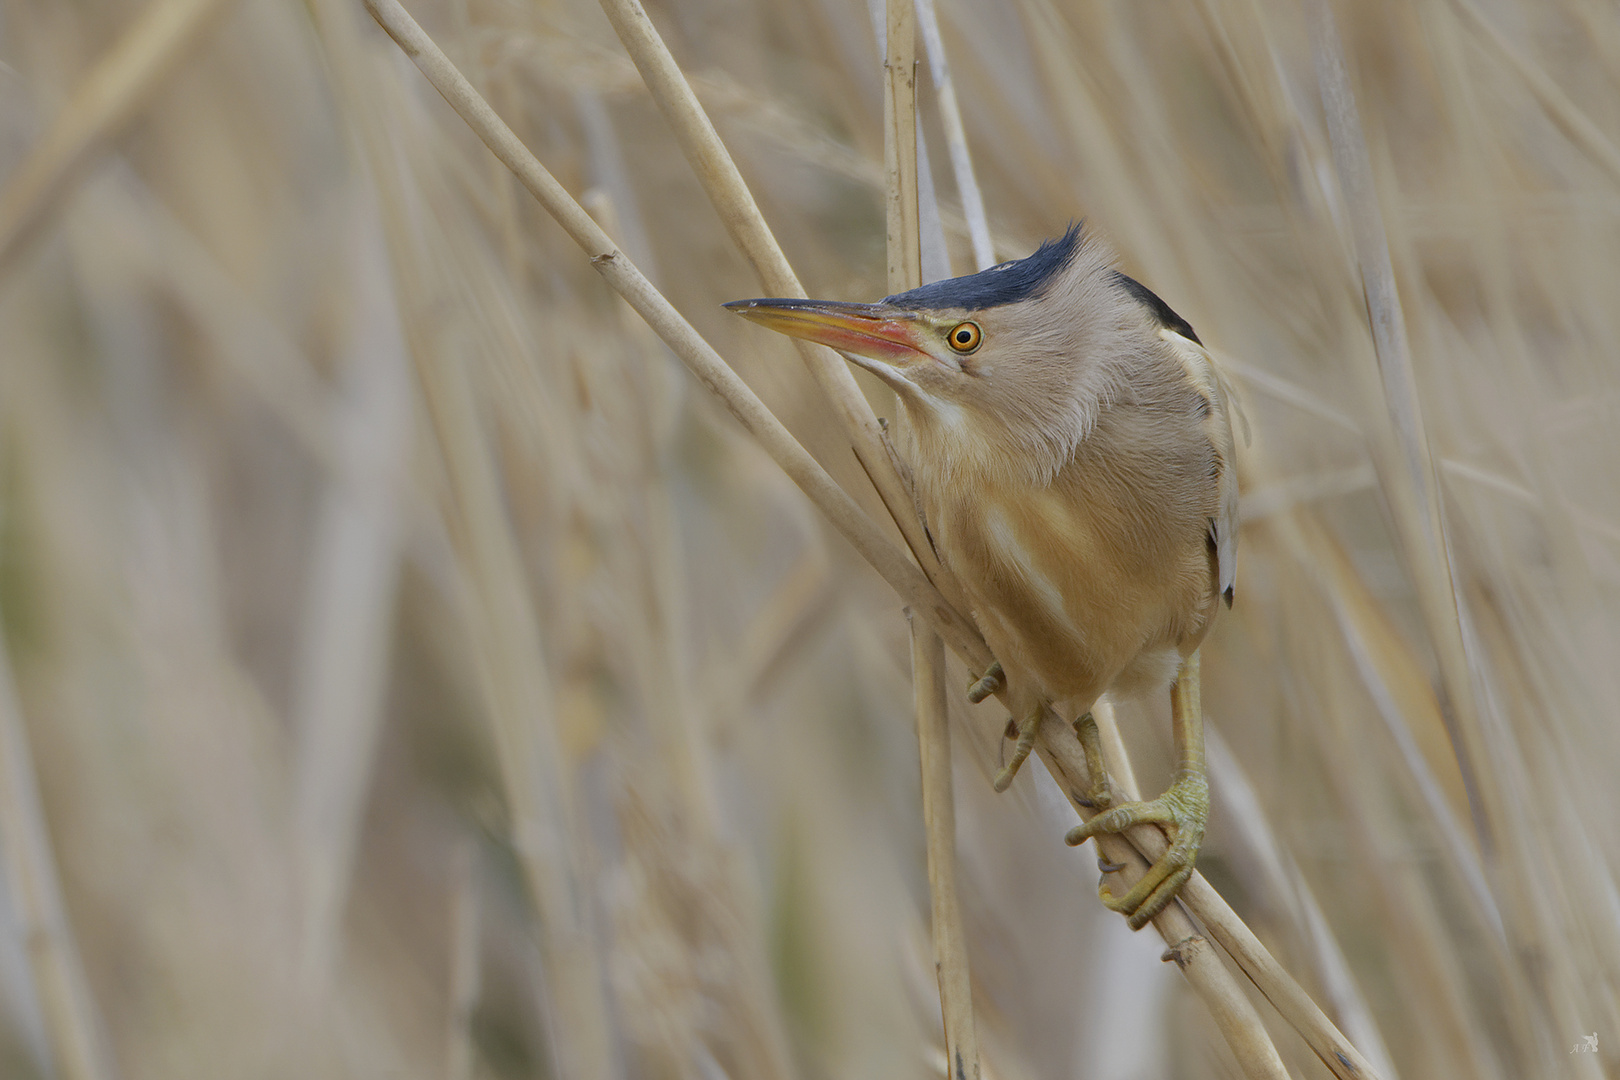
top-left (724, 224), bottom-right (1240, 929)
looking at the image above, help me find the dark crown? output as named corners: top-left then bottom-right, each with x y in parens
top-left (882, 224), bottom-right (1084, 312)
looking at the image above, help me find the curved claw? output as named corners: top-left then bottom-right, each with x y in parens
top-left (992, 706), bottom-right (1042, 792)
top-left (1102, 842), bottom-right (1197, 930)
top-left (1065, 774), bottom-right (1208, 930)
top-left (967, 661), bottom-right (1004, 704)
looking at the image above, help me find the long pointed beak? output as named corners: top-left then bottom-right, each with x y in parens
top-left (723, 298), bottom-right (929, 368)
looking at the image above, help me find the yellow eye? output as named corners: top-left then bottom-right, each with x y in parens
top-left (947, 321), bottom-right (982, 353)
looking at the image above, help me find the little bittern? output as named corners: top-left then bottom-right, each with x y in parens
top-left (726, 226), bottom-right (1239, 928)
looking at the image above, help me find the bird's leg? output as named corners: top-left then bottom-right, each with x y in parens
top-left (1071, 712), bottom-right (1112, 811)
top-left (966, 660), bottom-right (1004, 704)
top-left (992, 703), bottom-right (1043, 792)
top-left (1064, 654), bottom-right (1208, 930)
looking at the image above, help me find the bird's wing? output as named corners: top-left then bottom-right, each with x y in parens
top-left (1160, 329), bottom-right (1241, 607)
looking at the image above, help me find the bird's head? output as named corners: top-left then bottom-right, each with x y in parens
top-left (726, 225), bottom-right (1145, 484)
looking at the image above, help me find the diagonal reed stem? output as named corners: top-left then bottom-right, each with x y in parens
top-left (363, 0), bottom-right (986, 664)
top-left (360, 2), bottom-right (1382, 1076)
top-left (0, 0), bottom-right (232, 280)
top-left (1036, 718), bottom-right (1288, 1080)
top-left (594, 0), bottom-right (955, 601)
top-left (313, 0), bottom-right (621, 1075)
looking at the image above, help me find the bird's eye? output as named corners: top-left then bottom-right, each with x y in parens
top-left (947, 322), bottom-right (982, 353)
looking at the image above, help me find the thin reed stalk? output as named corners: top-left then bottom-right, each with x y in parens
top-left (1445, 0), bottom-right (1620, 186)
top-left (885, 7), bottom-right (982, 1077)
top-left (581, 5), bottom-right (1381, 1073)
top-left (594, 0), bottom-right (953, 597)
top-left (588, 186), bottom-right (800, 1080)
top-left (311, 1), bottom-right (620, 1076)
top-left (0, 1), bottom-right (1610, 1078)
top-left (1034, 725), bottom-right (1290, 1080)
top-left (363, 0), bottom-right (984, 664)
top-left (1204, 725), bottom-right (1400, 1080)
top-left (0, 0), bottom-right (231, 277)
top-left (360, 4), bottom-right (1389, 1076)
top-left (1301, 0), bottom-right (1489, 836)
top-left (909, 620), bottom-right (981, 1080)
top-left (289, 207), bottom-right (412, 990)
top-left (1304, 6), bottom-right (1597, 1076)
top-left (884, 0), bottom-right (921, 293)
top-left (914, 0), bottom-right (994, 272)
top-left (403, 266), bottom-right (617, 1080)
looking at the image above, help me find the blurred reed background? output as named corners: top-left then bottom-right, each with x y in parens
top-left (0, 0), bottom-right (1616, 1077)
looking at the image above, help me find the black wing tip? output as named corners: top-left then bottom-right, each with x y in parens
top-left (1110, 270), bottom-right (1202, 345)
top-left (1223, 585), bottom-right (1235, 608)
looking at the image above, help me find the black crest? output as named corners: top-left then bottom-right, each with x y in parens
top-left (882, 224), bottom-right (1085, 311)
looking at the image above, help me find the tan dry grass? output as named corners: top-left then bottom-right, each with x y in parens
top-left (0, 0), bottom-right (1616, 1078)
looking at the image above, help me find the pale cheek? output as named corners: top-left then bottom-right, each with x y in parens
top-left (925, 396), bottom-right (970, 435)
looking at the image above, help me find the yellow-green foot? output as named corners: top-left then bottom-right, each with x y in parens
top-left (992, 706), bottom-right (1042, 792)
top-left (967, 661), bottom-right (1004, 704)
top-left (1063, 772), bottom-right (1208, 930)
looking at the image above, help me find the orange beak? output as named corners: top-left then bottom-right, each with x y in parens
top-left (723, 298), bottom-right (930, 370)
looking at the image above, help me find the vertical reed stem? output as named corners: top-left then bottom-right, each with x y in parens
top-left (888, 6), bottom-right (981, 1076)
top-left (909, 619), bottom-right (982, 1080)
top-left (360, 5), bottom-right (1383, 1075)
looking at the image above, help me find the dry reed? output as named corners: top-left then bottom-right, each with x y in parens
top-left (364, 2), bottom-right (1354, 1072)
top-left (0, 0), bottom-right (1614, 1077)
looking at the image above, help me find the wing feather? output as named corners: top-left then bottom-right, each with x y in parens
top-left (1160, 329), bottom-right (1240, 607)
